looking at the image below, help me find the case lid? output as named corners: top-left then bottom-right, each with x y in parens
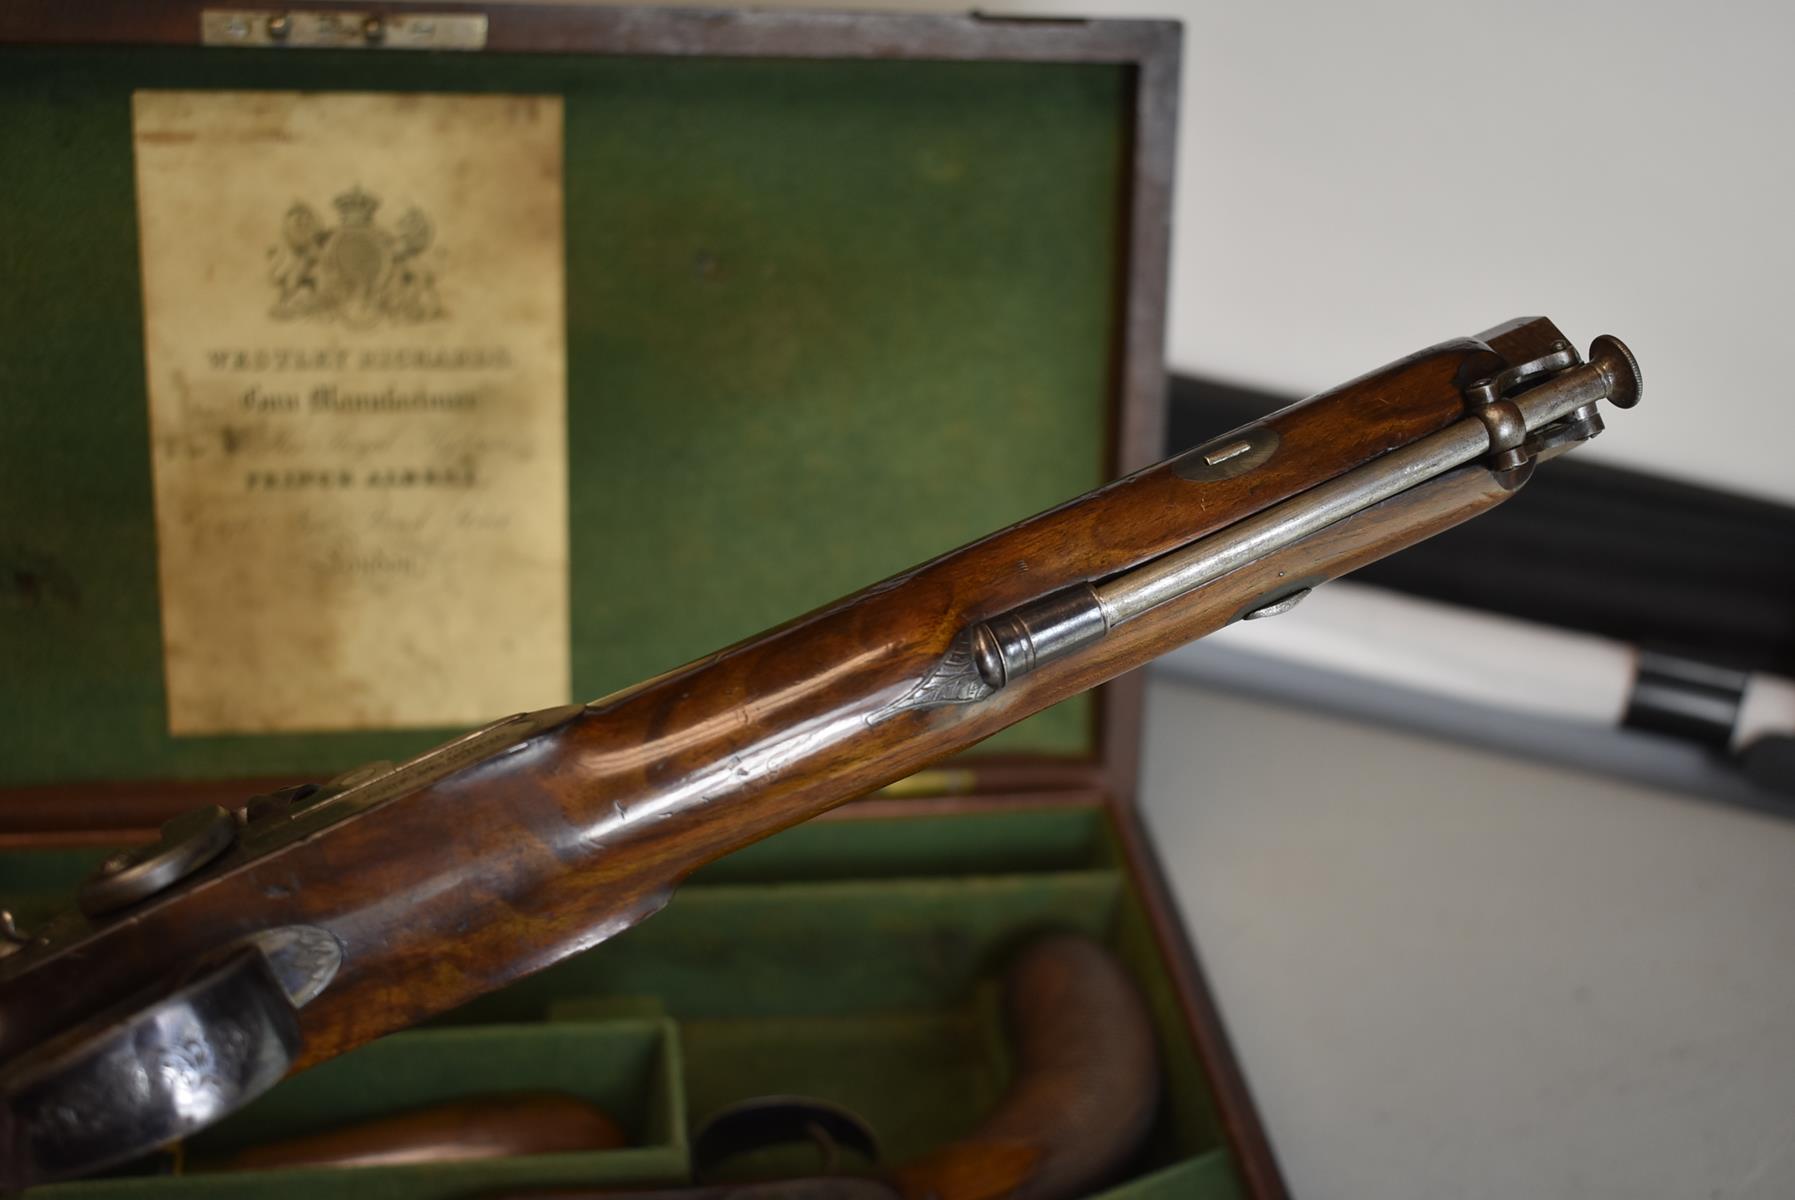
top-left (0, 4), bottom-right (1178, 824)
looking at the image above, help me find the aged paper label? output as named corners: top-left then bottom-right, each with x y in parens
top-left (132, 91), bottom-right (569, 734)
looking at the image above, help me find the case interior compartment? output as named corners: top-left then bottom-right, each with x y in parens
top-left (0, 805), bottom-right (1245, 1199)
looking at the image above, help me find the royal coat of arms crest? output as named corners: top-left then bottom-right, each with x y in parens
top-left (268, 186), bottom-right (444, 328)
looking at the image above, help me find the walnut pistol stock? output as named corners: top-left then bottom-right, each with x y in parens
top-left (218, 1092), bottom-right (627, 1172)
top-left (0, 316), bottom-right (1641, 1186)
top-left (888, 934), bottom-right (1158, 1200)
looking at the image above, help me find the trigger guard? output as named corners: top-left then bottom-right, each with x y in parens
top-left (0, 946), bottom-right (300, 1188)
top-left (693, 1094), bottom-right (882, 1181)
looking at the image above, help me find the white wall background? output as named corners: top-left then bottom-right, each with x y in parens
top-left (1148, 0), bottom-right (1795, 504)
top-left (1018, 0), bottom-right (1795, 502)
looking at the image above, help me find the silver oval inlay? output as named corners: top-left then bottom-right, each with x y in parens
top-left (1203, 439), bottom-right (1254, 466)
top-left (1176, 425), bottom-right (1280, 482)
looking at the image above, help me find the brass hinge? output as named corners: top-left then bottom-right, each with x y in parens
top-left (201, 10), bottom-right (488, 50)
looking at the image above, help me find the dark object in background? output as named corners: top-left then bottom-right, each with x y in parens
top-left (1742, 735), bottom-right (1795, 796)
top-left (1623, 651), bottom-right (1750, 749)
top-left (1170, 374), bottom-right (1795, 678)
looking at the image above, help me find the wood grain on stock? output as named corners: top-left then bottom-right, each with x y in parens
top-left (0, 760), bottom-right (1107, 848)
top-left (217, 1092), bottom-right (627, 1172)
top-left (0, 321), bottom-right (1556, 1077)
top-left (890, 935), bottom-right (1158, 1200)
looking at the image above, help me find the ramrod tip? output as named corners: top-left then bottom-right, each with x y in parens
top-left (1589, 334), bottom-right (1643, 409)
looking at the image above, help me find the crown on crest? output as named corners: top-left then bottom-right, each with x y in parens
top-left (332, 186), bottom-right (381, 225)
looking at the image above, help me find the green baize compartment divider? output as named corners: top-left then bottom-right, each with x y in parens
top-left (3, 808), bottom-right (1243, 1198)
